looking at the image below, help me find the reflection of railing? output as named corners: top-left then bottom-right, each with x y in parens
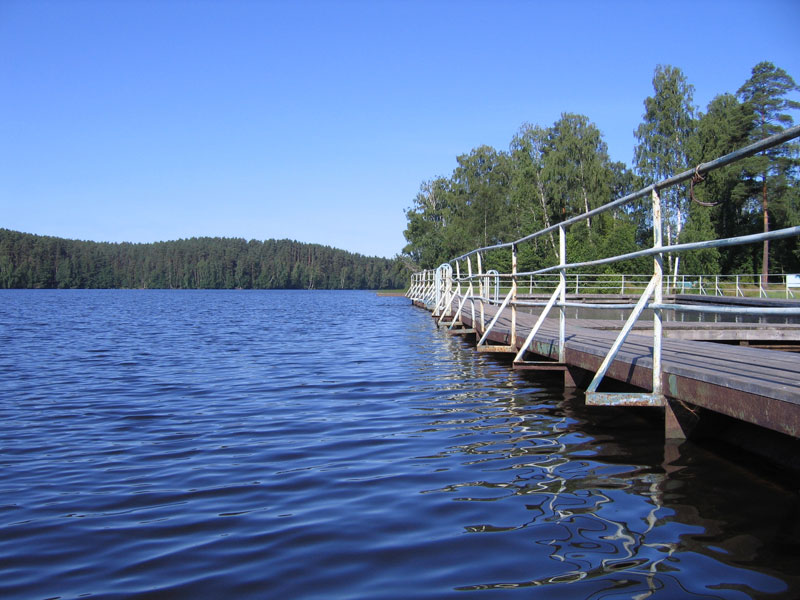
top-left (407, 125), bottom-right (800, 407)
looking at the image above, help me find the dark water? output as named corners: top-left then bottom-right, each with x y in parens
top-left (1, 290), bottom-right (798, 599)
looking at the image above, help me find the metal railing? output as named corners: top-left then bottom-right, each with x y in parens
top-left (429, 272), bottom-right (798, 299)
top-left (407, 125), bottom-right (800, 407)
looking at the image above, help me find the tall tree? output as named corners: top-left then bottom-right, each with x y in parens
top-left (452, 145), bottom-right (511, 250)
top-left (543, 113), bottom-right (612, 229)
top-left (509, 123), bottom-right (557, 261)
top-left (634, 65), bottom-right (697, 281)
top-left (686, 93), bottom-right (755, 272)
top-left (737, 61), bottom-right (800, 285)
top-left (403, 177), bottom-right (457, 269)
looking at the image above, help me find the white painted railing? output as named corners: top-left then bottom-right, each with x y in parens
top-left (407, 125), bottom-right (800, 412)
top-left (424, 272), bottom-right (798, 299)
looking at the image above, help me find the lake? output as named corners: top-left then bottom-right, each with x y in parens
top-left (1, 290), bottom-right (798, 599)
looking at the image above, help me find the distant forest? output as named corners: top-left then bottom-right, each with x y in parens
top-left (0, 229), bottom-right (408, 290)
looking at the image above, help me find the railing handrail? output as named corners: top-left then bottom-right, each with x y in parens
top-left (408, 125), bottom-right (800, 413)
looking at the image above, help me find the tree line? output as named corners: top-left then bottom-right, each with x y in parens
top-left (0, 230), bottom-right (408, 290)
top-left (403, 62), bottom-right (800, 280)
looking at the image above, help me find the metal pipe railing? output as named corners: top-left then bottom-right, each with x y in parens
top-left (409, 125), bottom-right (800, 409)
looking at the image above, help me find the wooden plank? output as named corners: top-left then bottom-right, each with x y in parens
top-left (477, 345), bottom-right (516, 353)
top-left (457, 298), bottom-right (800, 406)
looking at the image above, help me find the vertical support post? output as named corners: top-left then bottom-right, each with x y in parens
top-left (477, 252), bottom-right (485, 333)
top-left (452, 260), bottom-right (461, 317)
top-left (434, 268), bottom-right (441, 315)
top-left (652, 188), bottom-right (663, 400)
top-left (511, 244), bottom-right (518, 347)
top-left (651, 187), bottom-right (681, 438)
top-left (558, 225), bottom-right (566, 364)
top-left (466, 256), bottom-right (475, 327)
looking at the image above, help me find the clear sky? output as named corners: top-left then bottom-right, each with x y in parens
top-left (2, 0), bottom-right (799, 258)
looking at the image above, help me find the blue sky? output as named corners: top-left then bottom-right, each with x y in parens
top-left (2, 0), bottom-right (799, 258)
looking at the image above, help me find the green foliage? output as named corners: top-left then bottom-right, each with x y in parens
top-left (0, 230), bottom-right (408, 290)
top-left (543, 113), bottom-right (611, 225)
top-left (679, 204), bottom-right (721, 275)
top-left (453, 146), bottom-right (513, 251)
top-left (633, 64), bottom-right (697, 282)
top-left (686, 93), bottom-right (757, 272)
top-left (403, 114), bottom-right (642, 275)
top-left (403, 61), bottom-right (798, 279)
top-left (737, 61), bottom-right (800, 276)
top-left (634, 65), bottom-right (697, 185)
top-left (738, 61), bottom-right (800, 138)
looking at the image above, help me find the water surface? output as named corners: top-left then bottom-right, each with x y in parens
top-left (1, 290), bottom-right (797, 599)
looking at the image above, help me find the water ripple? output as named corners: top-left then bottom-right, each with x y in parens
top-left (0, 290), bottom-right (797, 599)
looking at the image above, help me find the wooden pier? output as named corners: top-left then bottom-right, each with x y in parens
top-left (415, 297), bottom-right (800, 442)
top-left (407, 128), bottom-right (800, 463)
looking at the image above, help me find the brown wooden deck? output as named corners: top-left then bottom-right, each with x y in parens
top-left (424, 298), bottom-right (800, 440)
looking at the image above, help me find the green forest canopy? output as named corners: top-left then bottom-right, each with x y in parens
top-left (0, 230), bottom-right (408, 290)
top-left (403, 62), bottom-right (800, 277)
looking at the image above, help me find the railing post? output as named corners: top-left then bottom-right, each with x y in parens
top-left (511, 244), bottom-right (518, 347)
top-left (467, 256), bottom-right (476, 325)
top-left (477, 252), bottom-right (485, 332)
top-left (559, 225), bottom-right (566, 363)
top-left (453, 260), bottom-right (461, 317)
top-left (434, 268), bottom-right (441, 313)
top-left (652, 187), bottom-right (664, 399)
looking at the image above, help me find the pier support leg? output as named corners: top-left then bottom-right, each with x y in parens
top-left (564, 365), bottom-right (589, 389)
top-left (564, 368), bottom-right (576, 389)
top-left (665, 399), bottom-right (698, 440)
top-left (662, 439), bottom-right (686, 475)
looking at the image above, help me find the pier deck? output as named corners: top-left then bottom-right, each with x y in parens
top-left (426, 298), bottom-right (800, 439)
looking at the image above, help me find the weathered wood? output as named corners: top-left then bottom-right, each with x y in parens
top-left (512, 361), bottom-right (567, 371)
top-left (446, 328), bottom-right (475, 335)
top-left (559, 318), bottom-right (800, 342)
top-left (452, 297), bottom-right (800, 438)
top-left (477, 345), bottom-right (516, 353)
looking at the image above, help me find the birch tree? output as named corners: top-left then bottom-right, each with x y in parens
top-left (634, 65), bottom-right (697, 281)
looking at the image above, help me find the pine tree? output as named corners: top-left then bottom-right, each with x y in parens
top-left (687, 93), bottom-right (755, 272)
top-left (737, 61), bottom-right (800, 285)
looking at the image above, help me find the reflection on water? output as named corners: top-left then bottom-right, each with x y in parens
top-left (0, 290), bottom-right (798, 599)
